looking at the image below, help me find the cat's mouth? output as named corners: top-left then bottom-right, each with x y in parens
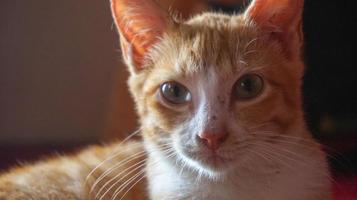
top-left (177, 146), bottom-right (237, 175)
top-left (198, 153), bottom-right (235, 170)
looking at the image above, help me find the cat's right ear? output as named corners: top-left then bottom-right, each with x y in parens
top-left (111, 0), bottom-right (172, 74)
top-left (244, 0), bottom-right (304, 60)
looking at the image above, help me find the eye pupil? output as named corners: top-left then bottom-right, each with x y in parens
top-left (173, 85), bottom-right (181, 97)
top-left (241, 79), bottom-right (253, 92)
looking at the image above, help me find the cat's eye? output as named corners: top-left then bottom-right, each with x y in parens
top-left (234, 74), bottom-right (264, 100)
top-left (160, 82), bottom-right (192, 105)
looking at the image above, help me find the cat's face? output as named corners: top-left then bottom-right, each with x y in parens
top-left (112, 0), bottom-right (305, 177)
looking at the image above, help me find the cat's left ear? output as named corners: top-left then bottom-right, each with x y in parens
top-left (111, 0), bottom-right (173, 74)
top-left (244, 0), bottom-right (304, 60)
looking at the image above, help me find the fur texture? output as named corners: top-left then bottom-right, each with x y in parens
top-left (0, 0), bottom-right (331, 199)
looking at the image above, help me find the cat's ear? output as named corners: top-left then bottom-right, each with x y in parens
top-left (111, 0), bottom-right (172, 74)
top-left (244, 0), bottom-right (304, 60)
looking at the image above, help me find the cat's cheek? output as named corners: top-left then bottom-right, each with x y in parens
top-left (143, 96), bottom-right (190, 133)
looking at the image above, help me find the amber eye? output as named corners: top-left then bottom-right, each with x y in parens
top-left (160, 82), bottom-right (191, 105)
top-left (234, 74), bottom-right (264, 100)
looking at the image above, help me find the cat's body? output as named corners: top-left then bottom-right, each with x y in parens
top-left (0, 0), bottom-right (331, 199)
top-left (0, 141), bottom-right (146, 199)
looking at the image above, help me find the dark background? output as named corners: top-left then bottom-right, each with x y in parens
top-left (303, 0), bottom-right (356, 174)
top-left (0, 0), bottom-right (356, 175)
top-left (303, 1), bottom-right (356, 138)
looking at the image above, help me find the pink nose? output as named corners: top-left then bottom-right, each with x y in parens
top-left (198, 131), bottom-right (228, 150)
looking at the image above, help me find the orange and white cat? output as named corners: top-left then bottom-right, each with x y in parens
top-left (0, 0), bottom-right (331, 199)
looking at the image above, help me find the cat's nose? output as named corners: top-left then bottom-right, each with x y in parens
top-left (197, 131), bottom-right (228, 151)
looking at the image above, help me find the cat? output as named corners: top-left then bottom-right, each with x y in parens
top-left (0, 0), bottom-right (332, 199)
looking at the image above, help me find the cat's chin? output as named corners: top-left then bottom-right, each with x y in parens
top-left (178, 149), bottom-right (236, 179)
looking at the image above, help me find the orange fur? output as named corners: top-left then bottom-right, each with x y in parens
top-left (0, 0), bottom-right (331, 199)
top-left (0, 141), bottom-right (146, 199)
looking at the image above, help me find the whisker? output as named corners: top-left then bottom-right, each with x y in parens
top-left (251, 132), bottom-right (313, 141)
top-left (243, 141), bottom-right (335, 195)
top-left (112, 150), bottom-right (177, 200)
top-left (248, 141), bottom-right (335, 185)
top-left (260, 141), bottom-right (334, 172)
top-left (121, 129), bottom-right (142, 144)
top-left (251, 142), bottom-right (304, 163)
top-left (248, 133), bottom-right (324, 150)
top-left (244, 148), bottom-right (276, 165)
top-left (85, 129), bottom-right (141, 184)
top-left (96, 158), bottom-right (148, 199)
top-left (259, 141), bottom-right (308, 160)
top-left (249, 134), bottom-right (352, 169)
top-left (90, 142), bottom-right (173, 195)
top-left (118, 173), bottom-right (147, 200)
top-left (243, 50), bottom-right (259, 57)
top-left (244, 37), bottom-right (258, 52)
top-left (111, 170), bottom-right (146, 200)
top-left (245, 142), bottom-right (296, 170)
top-left (249, 131), bottom-right (339, 150)
top-left (98, 146), bottom-right (174, 199)
top-left (247, 122), bottom-right (275, 131)
top-left (90, 148), bottom-right (148, 195)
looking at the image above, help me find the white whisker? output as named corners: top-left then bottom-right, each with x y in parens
top-left (97, 158), bottom-right (148, 199)
top-left (112, 150), bottom-right (177, 200)
top-left (90, 148), bottom-right (148, 195)
top-left (85, 129), bottom-right (141, 185)
top-left (91, 142), bottom-right (173, 196)
top-left (98, 146), bottom-right (174, 199)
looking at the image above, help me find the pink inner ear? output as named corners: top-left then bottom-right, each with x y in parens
top-left (245, 0), bottom-right (304, 32)
top-left (111, 0), bottom-right (169, 69)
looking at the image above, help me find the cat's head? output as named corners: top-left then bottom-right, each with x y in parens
top-left (111, 0), bottom-right (305, 177)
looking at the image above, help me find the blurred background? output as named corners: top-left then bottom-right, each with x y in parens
top-left (0, 0), bottom-right (356, 198)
